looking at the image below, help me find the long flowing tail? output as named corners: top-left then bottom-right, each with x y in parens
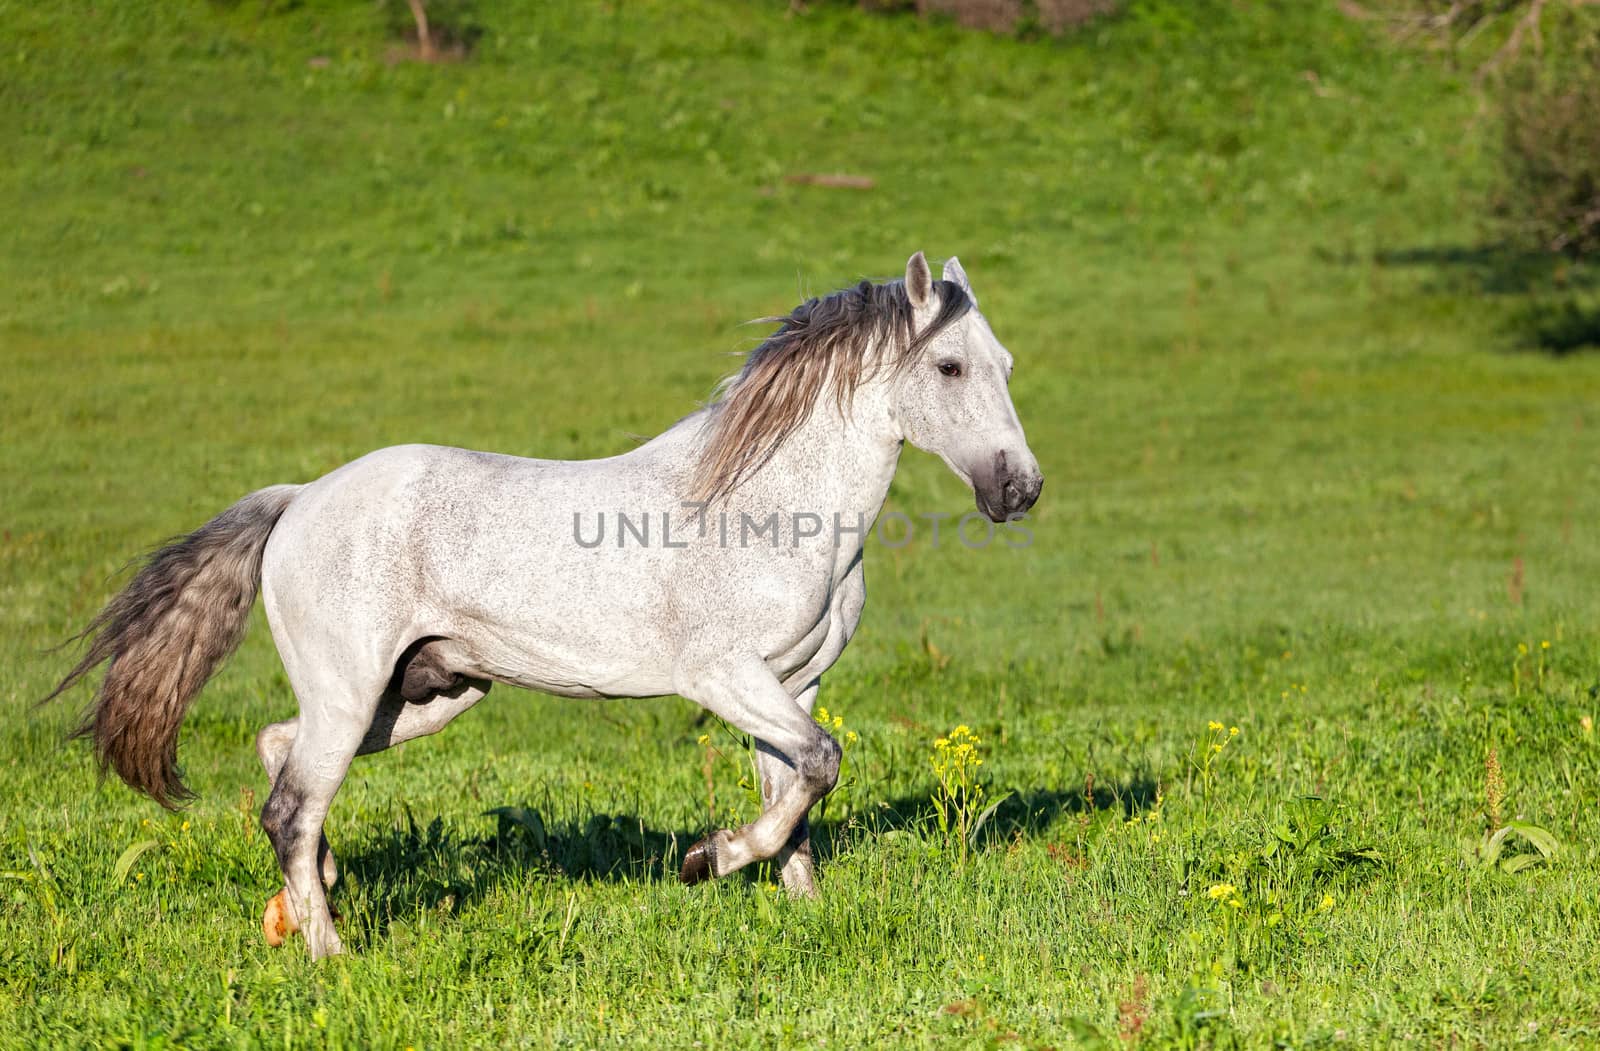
top-left (44, 484), bottom-right (302, 808)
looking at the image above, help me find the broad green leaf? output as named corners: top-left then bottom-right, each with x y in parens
top-left (1478, 826), bottom-right (1512, 865)
top-left (1508, 821), bottom-right (1560, 858)
top-left (968, 791), bottom-right (1013, 846)
top-left (112, 840), bottom-right (160, 886)
top-left (751, 885), bottom-right (779, 925)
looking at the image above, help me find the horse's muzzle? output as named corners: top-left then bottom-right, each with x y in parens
top-left (974, 449), bottom-right (1043, 523)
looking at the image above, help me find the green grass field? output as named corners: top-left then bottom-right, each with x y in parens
top-left (4, 0), bottom-right (1600, 1045)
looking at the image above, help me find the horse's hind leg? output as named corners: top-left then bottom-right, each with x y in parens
top-left (257, 646), bottom-right (489, 949)
top-left (259, 686), bottom-right (369, 961)
top-left (256, 721), bottom-right (338, 890)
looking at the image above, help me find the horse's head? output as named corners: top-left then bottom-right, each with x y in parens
top-left (891, 252), bottom-right (1043, 523)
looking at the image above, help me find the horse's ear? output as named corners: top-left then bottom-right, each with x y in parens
top-left (942, 256), bottom-right (976, 306)
top-left (905, 251), bottom-right (932, 309)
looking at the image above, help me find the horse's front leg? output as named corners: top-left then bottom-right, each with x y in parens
top-left (754, 740), bottom-right (817, 896)
top-left (677, 656), bottom-right (840, 885)
top-left (753, 679), bottom-right (825, 897)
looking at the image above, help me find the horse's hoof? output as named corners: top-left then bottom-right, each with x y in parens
top-left (262, 890), bottom-right (297, 947)
top-left (680, 835), bottom-right (717, 884)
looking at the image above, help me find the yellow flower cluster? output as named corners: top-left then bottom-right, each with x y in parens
top-left (1204, 721), bottom-right (1241, 753)
top-left (928, 723), bottom-right (990, 862)
top-left (1125, 790), bottom-right (1166, 844)
top-left (816, 707), bottom-right (858, 743)
top-left (931, 724), bottom-right (984, 780)
top-left (1206, 883), bottom-right (1243, 908)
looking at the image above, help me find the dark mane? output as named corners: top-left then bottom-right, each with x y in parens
top-left (693, 276), bottom-right (972, 502)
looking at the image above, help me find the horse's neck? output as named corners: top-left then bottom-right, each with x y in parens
top-left (639, 373), bottom-right (904, 567)
top-left (748, 384), bottom-right (903, 557)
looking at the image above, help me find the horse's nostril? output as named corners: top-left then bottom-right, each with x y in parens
top-left (1003, 479), bottom-right (1021, 508)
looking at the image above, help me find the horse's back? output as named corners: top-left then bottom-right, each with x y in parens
top-left (260, 442), bottom-right (686, 696)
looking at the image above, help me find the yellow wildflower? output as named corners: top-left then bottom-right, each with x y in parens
top-left (697, 734), bottom-right (709, 745)
top-left (1207, 883), bottom-right (1236, 900)
top-left (1208, 720), bottom-right (1224, 732)
top-left (1318, 893), bottom-right (1335, 911)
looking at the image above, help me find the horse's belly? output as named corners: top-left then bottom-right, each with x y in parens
top-left (456, 633), bottom-right (675, 700)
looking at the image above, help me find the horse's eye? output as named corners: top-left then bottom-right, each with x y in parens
top-left (937, 361), bottom-right (962, 378)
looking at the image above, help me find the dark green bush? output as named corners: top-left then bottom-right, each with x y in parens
top-left (1493, 13), bottom-right (1600, 258)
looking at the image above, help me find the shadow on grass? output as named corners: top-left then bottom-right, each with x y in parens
top-left (334, 807), bottom-right (694, 945)
top-left (334, 776), bottom-right (1159, 945)
top-left (850, 778), bottom-right (1161, 848)
top-left (1358, 243), bottom-right (1598, 295)
top-left (1317, 241), bottom-right (1600, 354)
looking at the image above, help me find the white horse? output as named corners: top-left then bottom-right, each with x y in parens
top-left (49, 252), bottom-right (1042, 959)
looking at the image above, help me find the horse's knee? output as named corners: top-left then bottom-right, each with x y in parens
top-left (795, 732), bottom-right (841, 796)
